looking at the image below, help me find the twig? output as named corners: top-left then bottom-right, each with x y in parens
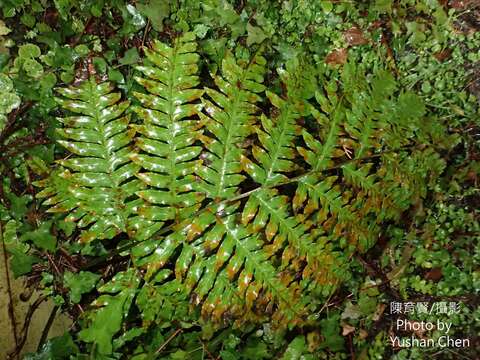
top-left (36, 305), bottom-right (58, 352)
top-left (46, 252), bottom-right (62, 277)
top-left (155, 328), bottom-right (183, 355)
top-left (8, 295), bottom-right (47, 359)
top-left (142, 19), bottom-right (151, 49)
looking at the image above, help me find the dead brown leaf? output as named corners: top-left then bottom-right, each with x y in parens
top-left (342, 323), bottom-right (355, 336)
top-left (344, 26), bottom-right (368, 46)
top-left (325, 48), bottom-right (348, 66)
top-left (434, 49), bottom-right (452, 62)
top-left (424, 267), bottom-right (443, 281)
top-left (450, 0), bottom-right (474, 9)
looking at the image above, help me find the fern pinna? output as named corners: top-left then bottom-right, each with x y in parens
top-left (132, 32), bottom-right (204, 227)
top-left (37, 33), bottom-right (447, 355)
top-left (35, 78), bottom-right (153, 243)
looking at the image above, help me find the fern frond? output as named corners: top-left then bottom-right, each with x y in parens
top-left (239, 68), bottom-right (317, 269)
top-left (292, 64), bottom-right (442, 252)
top-left (132, 32), bottom-right (204, 225)
top-left (36, 78), bottom-right (144, 242)
top-left (198, 52), bottom-right (266, 199)
top-left (292, 76), bottom-right (386, 251)
top-left (129, 58), bottom-right (445, 330)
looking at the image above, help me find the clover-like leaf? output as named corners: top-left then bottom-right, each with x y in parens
top-left (18, 43), bottom-right (41, 58)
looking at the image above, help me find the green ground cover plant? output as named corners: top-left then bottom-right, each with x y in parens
top-left (0, 1), bottom-right (478, 359)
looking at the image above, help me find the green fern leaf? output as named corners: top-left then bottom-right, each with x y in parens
top-left (198, 52), bottom-right (266, 199)
top-left (130, 54), bottom-right (308, 324)
top-left (242, 189), bottom-right (314, 269)
top-left (36, 78), bottom-right (147, 242)
top-left (132, 32), bottom-right (205, 225)
top-left (240, 67), bottom-right (316, 266)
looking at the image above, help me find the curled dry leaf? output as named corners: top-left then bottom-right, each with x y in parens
top-left (325, 48), bottom-right (348, 66)
top-left (342, 323), bottom-right (355, 336)
top-left (344, 26), bottom-right (368, 46)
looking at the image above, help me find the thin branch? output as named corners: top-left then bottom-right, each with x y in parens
top-left (155, 328), bottom-right (182, 355)
top-left (8, 295), bottom-right (47, 359)
top-left (36, 305), bottom-right (58, 351)
top-left (142, 19), bottom-right (151, 49)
